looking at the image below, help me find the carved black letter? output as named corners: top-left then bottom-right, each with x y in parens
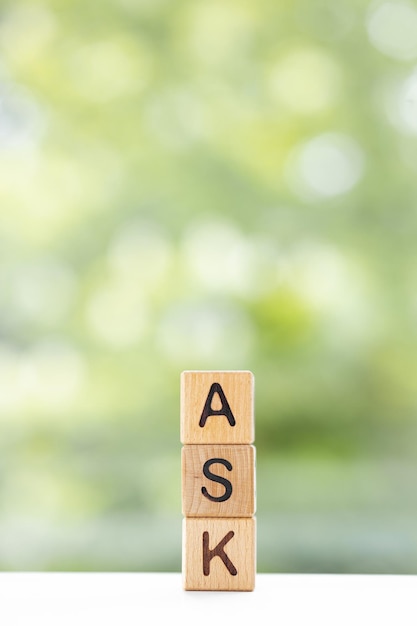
top-left (202, 531), bottom-right (237, 576)
top-left (199, 383), bottom-right (236, 428)
top-left (201, 458), bottom-right (233, 502)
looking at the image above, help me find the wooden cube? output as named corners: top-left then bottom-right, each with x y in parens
top-left (180, 371), bottom-right (254, 444)
top-left (182, 517), bottom-right (256, 591)
top-left (182, 444), bottom-right (256, 518)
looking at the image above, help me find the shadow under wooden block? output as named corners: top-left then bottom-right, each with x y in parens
top-left (181, 371), bottom-right (254, 444)
top-left (182, 517), bottom-right (256, 591)
top-left (182, 445), bottom-right (256, 518)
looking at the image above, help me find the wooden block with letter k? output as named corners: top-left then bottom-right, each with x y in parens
top-left (182, 518), bottom-right (256, 591)
top-left (181, 370), bottom-right (256, 591)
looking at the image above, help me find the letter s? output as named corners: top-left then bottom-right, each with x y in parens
top-left (201, 458), bottom-right (233, 503)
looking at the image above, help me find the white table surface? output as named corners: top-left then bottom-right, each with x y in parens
top-left (1, 572), bottom-right (416, 626)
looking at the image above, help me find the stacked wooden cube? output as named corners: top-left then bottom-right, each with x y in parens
top-left (181, 370), bottom-right (256, 591)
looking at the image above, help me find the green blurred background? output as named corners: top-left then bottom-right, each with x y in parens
top-left (1, 0), bottom-right (417, 573)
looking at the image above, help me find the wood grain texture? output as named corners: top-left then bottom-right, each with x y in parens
top-left (180, 371), bottom-right (254, 444)
top-left (182, 517), bottom-right (256, 591)
top-left (182, 445), bottom-right (256, 518)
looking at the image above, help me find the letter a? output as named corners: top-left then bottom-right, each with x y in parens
top-left (199, 383), bottom-right (236, 428)
top-left (202, 531), bottom-right (237, 576)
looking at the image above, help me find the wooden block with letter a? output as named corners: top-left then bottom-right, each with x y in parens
top-left (180, 370), bottom-right (254, 444)
top-left (182, 518), bottom-right (256, 591)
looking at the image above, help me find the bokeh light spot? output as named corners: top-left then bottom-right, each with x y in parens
top-left (0, 5), bottom-right (57, 63)
top-left (108, 218), bottom-right (172, 290)
top-left (0, 81), bottom-right (45, 151)
top-left (182, 218), bottom-right (284, 299)
top-left (286, 133), bottom-right (365, 200)
top-left (68, 38), bottom-right (151, 102)
top-left (397, 68), bottom-right (417, 134)
top-left (144, 88), bottom-right (207, 149)
top-left (19, 340), bottom-right (86, 412)
top-left (182, 218), bottom-right (256, 296)
top-left (185, 1), bottom-right (254, 67)
top-left (86, 280), bottom-right (148, 349)
top-left (367, 1), bottom-right (417, 61)
top-left (12, 259), bottom-right (77, 326)
top-left (268, 46), bottom-right (341, 115)
top-left (0, 347), bottom-right (22, 414)
top-left (287, 242), bottom-right (375, 348)
top-left (157, 301), bottom-right (254, 365)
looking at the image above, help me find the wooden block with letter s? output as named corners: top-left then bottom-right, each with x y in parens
top-left (182, 444), bottom-right (256, 518)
